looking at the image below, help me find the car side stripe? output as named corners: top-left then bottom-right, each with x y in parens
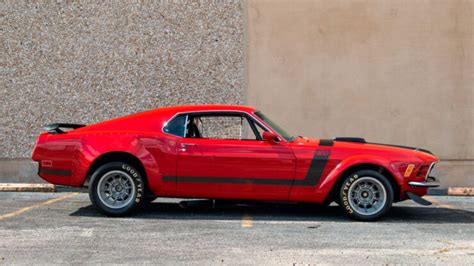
top-left (163, 139), bottom-right (333, 186)
top-left (293, 154), bottom-right (330, 186)
top-left (163, 176), bottom-right (294, 185)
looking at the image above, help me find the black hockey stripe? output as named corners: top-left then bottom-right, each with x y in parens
top-left (293, 154), bottom-right (329, 186)
top-left (163, 142), bottom-right (332, 186)
top-left (162, 176), bottom-right (293, 185)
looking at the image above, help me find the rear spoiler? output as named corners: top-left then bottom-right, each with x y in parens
top-left (43, 123), bottom-right (86, 134)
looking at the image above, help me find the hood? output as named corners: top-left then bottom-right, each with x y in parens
top-left (295, 136), bottom-right (437, 161)
top-left (332, 137), bottom-right (437, 160)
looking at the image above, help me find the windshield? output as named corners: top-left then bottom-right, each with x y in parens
top-left (254, 111), bottom-right (296, 142)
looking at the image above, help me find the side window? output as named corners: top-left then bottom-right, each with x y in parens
top-left (252, 121), bottom-right (267, 139)
top-left (241, 117), bottom-right (258, 140)
top-left (163, 115), bottom-right (187, 137)
top-left (185, 115), bottom-right (262, 140)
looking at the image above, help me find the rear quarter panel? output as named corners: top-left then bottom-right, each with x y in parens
top-left (77, 132), bottom-right (178, 194)
top-left (33, 109), bottom-right (180, 194)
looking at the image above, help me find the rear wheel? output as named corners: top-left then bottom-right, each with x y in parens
top-left (89, 162), bottom-right (145, 216)
top-left (339, 170), bottom-right (393, 221)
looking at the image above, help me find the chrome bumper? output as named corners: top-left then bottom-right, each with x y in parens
top-left (408, 176), bottom-right (440, 188)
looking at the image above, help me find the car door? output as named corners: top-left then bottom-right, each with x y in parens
top-left (175, 112), bottom-right (296, 200)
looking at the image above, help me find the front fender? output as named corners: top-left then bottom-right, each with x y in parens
top-left (317, 155), bottom-right (404, 200)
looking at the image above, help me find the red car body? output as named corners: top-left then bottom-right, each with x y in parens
top-left (32, 105), bottom-right (439, 215)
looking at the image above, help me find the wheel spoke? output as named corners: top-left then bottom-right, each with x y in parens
top-left (347, 176), bottom-right (387, 216)
top-left (97, 170), bottom-right (136, 209)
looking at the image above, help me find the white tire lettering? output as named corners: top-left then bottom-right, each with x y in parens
top-left (346, 206), bottom-right (353, 213)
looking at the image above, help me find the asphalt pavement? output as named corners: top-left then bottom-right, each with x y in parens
top-left (0, 193), bottom-right (473, 264)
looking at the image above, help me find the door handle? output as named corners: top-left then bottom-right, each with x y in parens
top-left (180, 143), bottom-right (196, 152)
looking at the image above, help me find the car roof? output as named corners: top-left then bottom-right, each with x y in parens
top-left (72, 105), bottom-right (258, 134)
top-left (154, 104), bottom-right (257, 115)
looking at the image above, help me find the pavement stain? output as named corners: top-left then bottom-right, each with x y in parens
top-left (241, 213), bottom-right (253, 228)
top-left (434, 247), bottom-right (451, 254)
top-left (307, 225), bottom-right (320, 229)
top-left (434, 239), bottom-right (473, 255)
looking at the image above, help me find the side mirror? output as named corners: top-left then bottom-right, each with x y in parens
top-left (262, 131), bottom-right (279, 143)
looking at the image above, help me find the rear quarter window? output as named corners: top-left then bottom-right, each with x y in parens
top-left (163, 115), bottom-right (186, 137)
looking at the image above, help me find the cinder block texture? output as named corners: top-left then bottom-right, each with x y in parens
top-left (1, 1), bottom-right (244, 158)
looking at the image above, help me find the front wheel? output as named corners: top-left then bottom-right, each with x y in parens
top-left (89, 162), bottom-right (145, 216)
top-left (339, 170), bottom-right (393, 221)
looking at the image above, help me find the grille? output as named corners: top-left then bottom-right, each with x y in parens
top-left (417, 163), bottom-right (436, 180)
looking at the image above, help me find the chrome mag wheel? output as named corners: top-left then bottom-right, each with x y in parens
top-left (348, 176), bottom-right (387, 216)
top-left (97, 170), bottom-right (136, 209)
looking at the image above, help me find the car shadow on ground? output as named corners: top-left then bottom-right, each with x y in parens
top-left (69, 199), bottom-right (474, 224)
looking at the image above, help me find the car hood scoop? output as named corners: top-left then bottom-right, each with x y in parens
top-left (334, 137), bottom-right (366, 143)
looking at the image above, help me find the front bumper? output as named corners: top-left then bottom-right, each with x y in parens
top-left (408, 176), bottom-right (440, 188)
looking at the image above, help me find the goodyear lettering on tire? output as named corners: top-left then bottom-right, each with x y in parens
top-left (341, 174), bottom-right (359, 214)
top-left (121, 163), bottom-right (144, 204)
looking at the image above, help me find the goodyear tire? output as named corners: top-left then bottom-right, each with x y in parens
top-left (89, 162), bottom-right (145, 216)
top-left (339, 170), bottom-right (393, 221)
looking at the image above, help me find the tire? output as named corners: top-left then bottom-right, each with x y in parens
top-left (89, 162), bottom-right (145, 216)
top-left (339, 170), bottom-right (393, 221)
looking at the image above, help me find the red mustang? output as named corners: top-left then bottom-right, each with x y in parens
top-left (32, 105), bottom-right (439, 221)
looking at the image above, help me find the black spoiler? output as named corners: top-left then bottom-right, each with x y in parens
top-left (43, 123), bottom-right (86, 134)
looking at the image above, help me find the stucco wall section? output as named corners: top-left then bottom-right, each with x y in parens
top-left (247, 0), bottom-right (473, 160)
top-left (1, 1), bottom-right (244, 158)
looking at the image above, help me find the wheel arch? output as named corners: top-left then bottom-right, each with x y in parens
top-left (84, 151), bottom-right (151, 193)
top-left (327, 163), bottom-right (401, 203)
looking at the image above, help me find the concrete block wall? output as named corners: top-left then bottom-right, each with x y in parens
top-left (1, 1), bottom-right (244, 158)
